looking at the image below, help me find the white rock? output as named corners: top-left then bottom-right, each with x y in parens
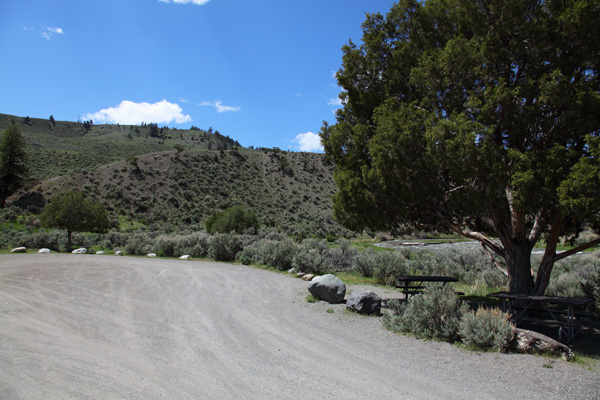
top-left (147, 253), bottom-right (157, 257)
top-left (179, 255), bottom-right (191, 259)
top-left (96, 251), bottom-right (106, 255)
top-left (115, 250), bottom-right (122, 256)
top-left (38, 248), bottom-right (51, 253)
top-left (10, 247), bottom-right (27, 253)
top-left (72, 248), bottom-right (87, 254)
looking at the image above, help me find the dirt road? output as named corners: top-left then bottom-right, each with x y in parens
top-left (0, 254), bottom-right (598, 399)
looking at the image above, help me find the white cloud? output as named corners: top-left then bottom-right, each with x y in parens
top-left (159, 0), bottom-right (210, 5)
top-left (328, 98), bottom-right (342, 106)
top-left (293, 132), bottom-right (323, 152)
top-left (40, 26), bottom-right (64, 39)
top-left (199, 100), bottom-right (241, 113)
top-left (85, 100), bottom-right (192, 125)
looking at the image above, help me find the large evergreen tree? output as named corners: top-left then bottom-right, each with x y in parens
top-left (320, 0), bottom-right (600, 294)
top-left (0, 123), bottom-right (28, 208)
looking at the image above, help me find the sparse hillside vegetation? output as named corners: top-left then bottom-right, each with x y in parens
top-left (0, 114), bottom-right (241, 180)
top-left (1, 113), bottom-right (345, 237)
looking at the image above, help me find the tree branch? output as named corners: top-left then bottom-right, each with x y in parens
top-left (528, 208), bottom-right (546, 245)
top-left (436, 211), bottom-right (506, 257)
top-left (487, 202), bottom-right (513, 253)
top-left (481, 243), bottom-right (508, 276)
top-left (554, 238), bottom-right (600, 262)
top-left (540, 213), bottom-right (563, 263)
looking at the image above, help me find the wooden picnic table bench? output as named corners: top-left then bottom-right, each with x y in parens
top-left (487, 291), bottom-right (593, 343)
top-left (396, 275), bottom-right (459, 299)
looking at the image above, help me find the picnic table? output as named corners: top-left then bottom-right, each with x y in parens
top-left (396, 275), bottom-right (459, 299)
top-left (487, 291), bottom-right (593, 342)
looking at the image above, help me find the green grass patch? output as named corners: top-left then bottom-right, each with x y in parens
top-left (335, 271), bottom-right (381, 286)
top-left (306, 294), bottom-right (318, 303)
top-left (350, 239), bottom-right (395, 253)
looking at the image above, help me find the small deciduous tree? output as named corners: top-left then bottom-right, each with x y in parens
top-left (0, 123), bottom-right (28, 208)
top-left (40, 191), bottom-right (110, 251)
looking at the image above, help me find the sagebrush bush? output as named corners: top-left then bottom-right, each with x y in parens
top-left (175, 232), bottom-right (211, 258)
top-left (292, 248), bottom-right (330, 275)
top-left (352, 249), bottom-right (378, 277)
top-left (372, 251), bottom-right (411, 286)
top-left (265, 239), bottom-right (298, 270)
top-left (383, 284), bottom-right (467, 342)
top-left (124, 233), bottom-right (153, 255)
top-left (353, 248), bottom-right (411, 284)
top-left (581, 266), bottom-right (600, 318)
top-left (155, 235), bottom-right (180, 257)
top-left (459, 307), bottom-right (515, 351)
top-left (208, 233), bottom-right (242, 261)
top-left (328, 239), bottom-right (357, 272)
top-left (547, 271), bottom-right (585, 298)
top-left (236, 239), bottom-right (298, 270)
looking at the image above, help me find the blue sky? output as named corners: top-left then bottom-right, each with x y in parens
top-left (0, 0), bottom-right (397, 152)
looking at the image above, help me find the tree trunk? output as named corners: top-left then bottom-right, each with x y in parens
top-left (506, 241), bottom-right (534, 294)
top-left (67, 230), bottom-right (72, 253)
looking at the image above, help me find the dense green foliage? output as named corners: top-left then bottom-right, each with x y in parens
top-left (40, 191), bottom-right (110, 251)
top-left (0, 123), bottom-right (28, 208)
top-left (205, 205), bottom-right (260, 234)
top-left (321, 0), bottom-right (600, 295)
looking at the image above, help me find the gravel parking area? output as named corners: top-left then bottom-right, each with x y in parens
top-left (1, 254), bottom-right (598, 399)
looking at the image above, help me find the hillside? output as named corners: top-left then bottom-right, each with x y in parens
top-left (0, 113), bottom-right (240, 180)
top-left (1, 113), bottom-right (345, 237)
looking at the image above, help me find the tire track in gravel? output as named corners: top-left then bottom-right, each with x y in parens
top-left (1, 254), bottom-right (598, 399)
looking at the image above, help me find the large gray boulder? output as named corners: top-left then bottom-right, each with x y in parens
top-left (72, 248), bottom-right (87, 254)
top-left (346, 291), bottom-right (382, 315)
top-left (308, 274), bottom-right (346, 304)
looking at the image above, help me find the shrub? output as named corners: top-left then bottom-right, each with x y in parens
top-left (328, 239), bottom-right (357, 272)
top-left (205, 205), bottom-right (259, 234)
top-left (174, 232), bottom-right (211, 258)
top-left (235, 239), bottom-right (298, 270)
top-left (353, 249), bottom-right (378, 277)
top-left (292, 248), bottom-right (330, 275)
top-left (581, 266), bottom-right (600, 319)
top-left (208, 233), bottom-right (242, 261)
top-left (372, 251), bottom-right (411, 286)
top-left (459, 307), bottom-right (515, 352)
top-left (124, 233), bottom-right (153, 255)
top-left (547, 272), bottom-right (585, 298)
top-left (155, 235), bottom-right (179, 257)
top-left (383, 284), bottom-right (468, 342)
top-left (105, 231), bottom-right (129, 248)
top-left (264, 240), bottom-right (298, 271)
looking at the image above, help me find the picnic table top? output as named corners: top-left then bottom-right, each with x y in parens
top-left (396, 275), bottom-right (458, 283)
top-left (487, 291), bottom-right (593, 307)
